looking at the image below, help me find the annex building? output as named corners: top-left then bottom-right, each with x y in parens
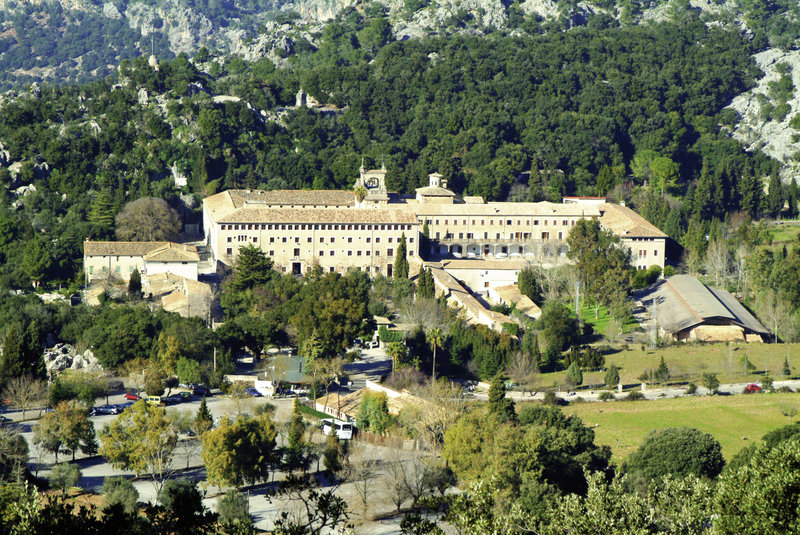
top-left (202, 165), bottom-right (667, 277)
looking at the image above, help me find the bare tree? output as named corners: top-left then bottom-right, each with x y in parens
top-left (704, 239), bottom-right (730, 287)
top-left (3, 375), bottom-right (45, 419)
top-left (506, 352), bottom-right (538, 396)
top-left (345, 443), bottom-right (379, 520)
top-left (115, 197), bottom-right (181, 241)
top-left (382, 449), bottom-right (410, 512)
top-left (397, 297), bottom-right (449, 330)
top-left (225, 382), bottom-right (250, 417)
top-left (756, 289), bottom-right (792, 344)
top-left (733, 245), bottom-right (750, 296)
top-left (123, 358), bottom-right (147, 396)
top-left (168, 409), bottom-right (201, 469)
top-left (404, 379), bottom-right (468, 450)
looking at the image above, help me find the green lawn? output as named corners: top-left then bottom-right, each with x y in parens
top-left (561, 393), bottom-right (799, 461)
top-left (577, 300), bottom-right (638, 337)
top-left (535, 342), bottom-right (800, 390)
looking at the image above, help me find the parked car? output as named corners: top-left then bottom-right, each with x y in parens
top-left (146, 396), bottom-right (163, 406)
top-left (0, 415), bottom-right (11, 425)
top-left (744, 383), bottom-right (762, 393)
top-left (244, 387), bottom-right (262, 397)
top-left (124, 393), bottom-right (140, 401)
top-left (178, 391), bottom-right (192, 402)
top-left (320, 419), bottom-right (355, 440)
top-left (193, 385), bottom-right (211, 397)
top-left (163, 395), bottom-right (183, 405)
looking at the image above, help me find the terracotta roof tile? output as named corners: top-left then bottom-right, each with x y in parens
top-left (218, 207), bottom-right (419, 225)
top-left (599, 204), bottom-right (667, 238)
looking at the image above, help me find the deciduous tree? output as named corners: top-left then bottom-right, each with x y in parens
top-left (35, 400), bottom-right (97, 463)
top-left (202, 413), bottom-right (278, 488)
top-left (115, 197), bottom-right (180, 242)
top-left (99, 401), bottom-right (177, 495)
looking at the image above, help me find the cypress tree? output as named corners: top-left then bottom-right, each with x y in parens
top-left (195, 396), bottom-right (213, 434)
top-left (422, 219), bottom-right (429, 238)
top-left (789, 178), bottom-right (799, 219)
top-left (767, 174), bottom-right (783, 218)
top-left (488, 373), bottom-right (516, 423)
top-left (128, 267), bottom-right (142, 299)
top-left (394, 233), bottom-right (409, 279)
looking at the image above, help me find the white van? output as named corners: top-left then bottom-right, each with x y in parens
top-left (321, 419), bottom-right (355, 440)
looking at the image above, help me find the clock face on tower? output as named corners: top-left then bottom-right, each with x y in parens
top-left (366, 177), bottom-right (379, 188)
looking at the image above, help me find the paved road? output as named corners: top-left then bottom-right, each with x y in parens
top-left (471, 378), bottom-right (800, 402)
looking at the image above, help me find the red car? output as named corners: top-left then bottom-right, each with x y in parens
top-left (124, 393), bottom-right (140, 401)
top-left (744, 384), bottom-right (762, 394)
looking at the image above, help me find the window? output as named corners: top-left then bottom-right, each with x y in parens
top-left (366, 251), bottom-right (371, 256)
top-left (129, 266), bottom-right (133, 272)
top-left (654, 250), bottom-right (658, 256)
top-left (435, 232), bottom-right (440, 239)
top-left (348, 237), bottom-right (353, 243)
top-left (459, 233), bottom-right (463, 239)
top-left (330, 251), bottom-right (334, 256)
top-left (558, 232), bottom-right (563, 240)
top-left (294, 248), bottom-right (300, 256)
top-left (295, 237), bottom-right (300, 243)
top-left (490, 220), bottom-right (494, 225)
top-left (435, 220), bottom-right (439, 225)
top-left (282, 237), bottom-right (287, 243)
top-left (319, 250), bottom-right (324, 256)
top-left (387, 248), bottom-right (394, 257)
top-left (331, 238), bottom-right (335, 243)
top-left (376, 251), bottom-right (380, 256)
top-left (269, 250), bottom-right (274, 256)
top-left (226, 248), bottom-right (232, 255)
top-left (320, 237), bottom-right (324, 243)
top-left (227, 237), bottom-right (232, 242)
top-left (388, 237), bottom-right (393, 243)
top-left (507, 220), bottom-right (512, 225)
top-left (252, 237), bottom-right (258, 243)
top-left (270, 237), bottom-right (274, 243)
top-left (463, 220), bottom-right (467, 225)
top-left (410, 238), bottom-right (414, 243)
top-left (366, 237), bottom-right (371, 243)
top-left (348, 251), bottom-right (352, 256)
top-left (89, 266), bottom-right (93, 274)
top-left (330, 267), bottom-right (335, 272)
top-left (357, 251), bottom-right (362, 256)
top-left (534, 220), bottom-right (539, 225)
top-left (563, 220), bottom-right (568, 226)
top-left (307, 237), bottom-right (312, 243)
top-left (376, 238), bottom-right (381, 243)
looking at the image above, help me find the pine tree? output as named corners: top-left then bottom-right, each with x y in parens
top-left (488, 373), bottom-right (516, 423)
top-left (767, 174), bottom-right (783, 218)
top-left (88, 189), bottom-right (115, 232)
top-left (0, 323), bottom-right (24, 381)
top-left (789, 178), bottom-right (799, 219)
top-left (285, 398), bottom-right (308, 472)
top-left (565, 362), bottom-right (583, 387)
top-left (195, 396), bottom-right (213, 435)
top-left (394, 233), bottom-right (409, 279)
top-left (322, 428), bottom-right (343, 477)
top-left (128, 268), bottom-right (142, 299)
top-left (739, 172), bottom-right (763, 219)
top-left (655, 356), bottom-right (670, 384)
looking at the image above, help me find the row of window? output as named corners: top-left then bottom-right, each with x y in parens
top-left (225, 247), bottom-right (406, 258)
top-left (422, 218), bottom-right (577, 227)
top-left (436, 231), bottom-right (563, 240)
top-left (226, 236), bottom-right (414, 246)
top-left (220, 223), bottom-right (414, 231)
top-left (637, 250), bottom-right (658, 258)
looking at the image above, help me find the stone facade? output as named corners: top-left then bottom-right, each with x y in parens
top-left (202, 169), bottom-right (668, 275)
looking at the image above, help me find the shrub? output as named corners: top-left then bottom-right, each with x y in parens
top-left (49, 462), bottom-right (81, 493)
top-left (357, 391), bottom-right (391, 434)
top-left (626, 427), bottom-right (724, 481)
top-left (368, 301), bottom-right (388, 317)
top-left (777, 386), bottom-right (794, 393)
top-left (686, 383), bottom-right (698, 395)
top-left (102, 476), bottom-right (139, 513)
top-left (598, 391), bottom-right (615, 401)
top-left (217, 490), bottom-right (252, 529)
top-left (542, 391), bottom-right (563, 406)
top-left (762, 374), bottom-right (774, 392)
top-left (625, 391), bottom-right (646, 401)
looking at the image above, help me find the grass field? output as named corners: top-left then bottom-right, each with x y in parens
top-left (767, 221), bottom-right (800, 244)
top-left (560, 393), bottom-right (800, 462)
top-left (534, 342), bottom-right (800, 389)
top-left (577, 300), bottom-right (638, 336)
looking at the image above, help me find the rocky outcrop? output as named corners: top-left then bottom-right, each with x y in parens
top-left (43, 343), bottom-right (103, 375)
top-left (726, 48), bottom-right (800, 180)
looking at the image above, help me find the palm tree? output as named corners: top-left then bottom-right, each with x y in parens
top-left (427, 327), bottom-right (443, 381)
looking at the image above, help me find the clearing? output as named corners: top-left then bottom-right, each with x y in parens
top-left (561, 392), bottom-right (800, 461)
